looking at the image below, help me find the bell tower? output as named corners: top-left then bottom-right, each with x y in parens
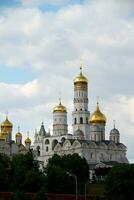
top-left (72, 65), bottom-right (90, 139)
top-left (53, 99), bottom-right (68, 136)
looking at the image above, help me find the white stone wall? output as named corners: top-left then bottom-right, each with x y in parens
top-left (53, 112), bottom-right (68, 136)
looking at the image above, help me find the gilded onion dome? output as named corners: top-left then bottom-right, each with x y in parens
top-left (74, 65), bottom-right (88, 90)
top-left (53, 100), bottom-right (67, 113)
top-left (15, 127), bottom-right (22, 138)
top-left (25, 131), bottom-right (31, 144)
top-left (25, 137), bottom-right (31, 144)
top-left (1, 115), bottom-right (13, 128)
top-left (89, 102), bottom-right (106, 125)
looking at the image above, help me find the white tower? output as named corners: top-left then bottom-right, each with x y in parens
top-left (109, 121), bottom-right (120, 143)
top-left (72, 65), bottom-right (90, 139)
top-left (53, 99), bottom-right (68, 136)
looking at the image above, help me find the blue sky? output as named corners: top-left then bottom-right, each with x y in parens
top-left (0, 0), bottom-right (134, 162)
top-left (0, 0), bottom-right (20, 7)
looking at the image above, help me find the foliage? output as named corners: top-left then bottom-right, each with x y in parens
top-left (45, 153), bottom-right (89, 194)
top-left (94, 167), bottom-right (111, 182)
top-left (10, 152), bottom-right (46, 192)
top-left (0, 152), bottom-right (89, 195)
top-left (0, 152), bottom-right (46, 193)
top-left (105, 163), bottom-right (134, 200)
top-left (0, 153), bottom-right (11, 191)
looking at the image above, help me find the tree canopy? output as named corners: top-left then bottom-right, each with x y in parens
top-left (45, 154), bottom-right (89, 194)
top-left (0, 153), bottom-right (89, 195)
top-left (106, 163), bottom-right (134, 200)
top-left (0, 153), bottom-right (11, 191)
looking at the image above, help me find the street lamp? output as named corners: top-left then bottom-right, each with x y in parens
top-left (84, 181), bottom-right (90, 200)
top-left (67, 172), bottom-right (77, 200)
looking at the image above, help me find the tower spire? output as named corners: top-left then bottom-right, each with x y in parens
top-left (80, 58), bottom-right (83, 75)
top-left (59, 91), bottom-right (61, 105)
top-left (27, 131), bottom-right (29, 138)
top-left (18, 126), bottom-right (20, 132)
top-left (96, 96), bottom-right (100, 111)
top-left (113, 120), bottom-right (115, 129)
top-left (6, 111), bottom-right (8, 120)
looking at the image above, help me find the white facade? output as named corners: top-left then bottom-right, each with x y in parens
top-left (33, 67), bottom-right (128, 168)
top-left (53, 110), bottom-right (68, 136)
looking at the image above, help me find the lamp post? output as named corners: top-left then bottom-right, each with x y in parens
top-left (67, 172), bottom-right (77, 200)
top-left (84, 183), bottom-right (86, 200)
top-left (84, 181), bottom-right (89, 200)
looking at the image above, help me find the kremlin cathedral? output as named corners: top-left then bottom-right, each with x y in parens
top-left (33, 66), bottom-right (128, 169)
top-left (0, 115), bottom-right (31, 155)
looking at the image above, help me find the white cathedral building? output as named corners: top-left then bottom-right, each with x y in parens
top-left (34, 66), bottom-right (128, 168)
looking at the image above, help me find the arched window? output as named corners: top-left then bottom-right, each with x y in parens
top-left (74, 118), bottom-right (77, 124)
top-left (80, 108), bottom-right (82, 111)
top-left (52, 139), bottom-right (58, 150)
top-left (45, 139), bottom-right (49, 145)
top-left (86, 118), bottom-right (88, 124)
top-left (36, 146), bottom-right (40, 156)
top-left (61, 137), bottom-right (66, 143)
top-left (91, 153), bottom-right (93, 159)
top-left (80, 117), bottom-right (83, 124)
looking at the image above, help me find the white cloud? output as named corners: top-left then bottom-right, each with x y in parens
top-left (21, 79), bottom-right (39, 97)
top-left (0, 0), bottom-right (134, 160)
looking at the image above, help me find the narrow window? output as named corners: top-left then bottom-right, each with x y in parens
top-left (46, 146), bottom-right (49, 152)
top-left (80, 117), bottom-right (83, 124)
top-left (37, 146), bottom-right (40, 156)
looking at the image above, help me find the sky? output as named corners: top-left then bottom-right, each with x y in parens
top-left (0, 0), bottom-right (134, 162)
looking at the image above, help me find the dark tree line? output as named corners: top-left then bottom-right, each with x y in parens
top-left (106, 163), bottom-right (134, 200)
top-left (45, 153), bottom-right (89, 194)
top-left (1, 152), bottom-right (134, 200)
top-left (0, 152), bottom-right (89, 198)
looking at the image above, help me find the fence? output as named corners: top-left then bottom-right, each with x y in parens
top-left (0, 192), bottom-right (107, 200)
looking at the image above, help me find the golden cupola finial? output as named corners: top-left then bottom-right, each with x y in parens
top-left (1, 113), bottom-right (13, 128)
top-left (16, 126), bottom-right (22, 138)
top-left (25, 131), bottom-right (31, 144)
top-left (89, 101), bottom-right (106, 125)
top-left (53, 98), bottom-right (67, 113)
top-left (80, 63), bottom-right (82, 75)
top-left (74, 62), bottom-right (88, 90)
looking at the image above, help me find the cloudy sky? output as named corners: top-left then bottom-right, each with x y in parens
top-left (0, 0), bottom-right (134, 162)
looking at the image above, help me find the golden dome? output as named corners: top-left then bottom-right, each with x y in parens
top-left (74, 65), bottom-right (88, 85)
top-left (25, 137), bottom-right (31, 144)
top-left (53, 100), bottom-right (67, 113)
top-left (89, 102), bottom-right (106, 125)
top-left (1, 115), bottom-right (13, 128)
top-left (16, 127), bottom-right (22, 138)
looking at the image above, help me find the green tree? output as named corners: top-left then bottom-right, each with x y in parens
top-left (45, 154), bottom-right (89, 194)
top-left (0, 153), bottom-right (11, 191)
top-left (106, 163), bottom-right (134, 200)
top-left (10, 152), bottom-right (46, 192)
